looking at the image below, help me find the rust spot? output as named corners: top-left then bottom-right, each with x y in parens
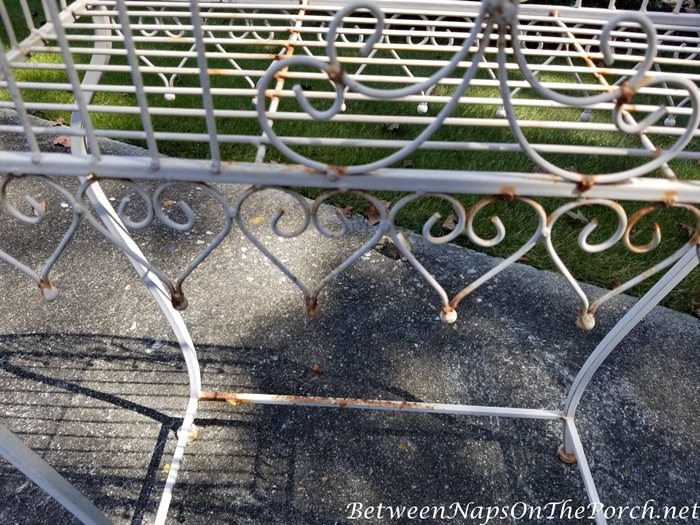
top-left (557, 445), bottom-right (577, 465)
top-left (201, 392), bottom-right (434, 411)
top-left (575, 176), bottom-right (596, 194)
top-left (616, 82), bottom-right (635, 108)
top-left (274, 44), bottom-right (295, 61)
top-left (325, 64), bottom-right (344, 84)
top-left (305, 295), bottom-right (319, 316)
top-left (171, 289), bottom-right (189, 311)
top-left (498, 186), bottom-right (516, 199)
top-left (326, 165), bottom-right (348, 177)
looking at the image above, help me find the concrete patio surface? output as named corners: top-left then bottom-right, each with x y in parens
top-left (1, 110), bottom-right (699, 524)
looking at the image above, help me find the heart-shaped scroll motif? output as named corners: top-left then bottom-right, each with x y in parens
top-left (78, 179), bottom-right (234, 311)
top-left (0, 174), bottom-right (82, 301)
top-left (386, 193), bottom-right (547, 324)
top-left (233, 187), bottom-right (388, 316)
top-left (544, 200), bottom-right (700, 330)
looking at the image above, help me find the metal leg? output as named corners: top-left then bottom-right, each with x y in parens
top-left (562, 243), bottom-right (699, 456)
top-left (66, 6), bottom-right (202, 522)
top-left (0, 424), bottom-right (112, 525)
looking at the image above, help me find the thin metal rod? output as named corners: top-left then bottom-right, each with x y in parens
top-left (0, 49), bottom-right (41, 162)
top-left (41, 0), bottom-right (102, 160)
top-left (199, 391), bottom-right (564, 420)
top-left (188, 0), bottom-right (220, 172)
top-left (564, 419), bottom-right (607, 525)
top-left (114, 0), bottom-right (160, 169)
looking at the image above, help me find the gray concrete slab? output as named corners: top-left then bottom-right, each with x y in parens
top-left (1, 110), bottom-right (699, 524)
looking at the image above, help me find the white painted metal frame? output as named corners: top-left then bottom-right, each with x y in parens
top-left (0, 0), bottom-right (699, 524)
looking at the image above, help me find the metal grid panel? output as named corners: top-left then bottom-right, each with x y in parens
top-left (1, 0), bottom-right (699, 191)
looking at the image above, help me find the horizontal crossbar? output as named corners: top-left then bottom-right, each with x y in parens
top-left (199, 390), bottom-right (565, 420)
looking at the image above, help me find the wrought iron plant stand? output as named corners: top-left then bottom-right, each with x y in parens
top-left (0, 0), bottom-right (699, 523)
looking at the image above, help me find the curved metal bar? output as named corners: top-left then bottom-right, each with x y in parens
top-left (502, 19), bottom-right (700, 184)
top-left (256, 3), bottom-right (493, 175)
top-left (564, 243), bottom-right (699, 424)
top-left (234, 186), bottom-right (312, 299)
top-left (451, 197), bottom-right (547, 310)
top-left (388, 193), bottom-right (467, 321)
top-left (307, 190), bottom-right (389, 313)
top-left (544, 199), bottom-right (628, 330)
top-left (0, 174), bottom-right (82, 301)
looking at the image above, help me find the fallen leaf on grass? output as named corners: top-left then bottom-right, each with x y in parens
top-left (53, 135), bottom-right (71, 148)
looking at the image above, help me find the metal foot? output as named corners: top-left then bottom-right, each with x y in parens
top-left (557, 444), bottom-right (577, 465)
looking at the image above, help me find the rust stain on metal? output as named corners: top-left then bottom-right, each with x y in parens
top-left (326, 165), bottom-right (348, 177)
top-left (305, 295), bottom-right (320, 316)
top-left (557, 445), bottom-right (577, 465)
top-left (498, 186), bottom-right (516, 199)
top-left (575, 176), bottom-right (596, 194)
top-left (171, 289), bottom-right (189, 311)
top-left (616, 82), bottom-right (635, 108)
top-left (199, 391), bottom-right (249, 404)
top-left (663, 191), bottom-right (677, 204)
top-left (275, 43), bottom-right (295, 61)
top-left (325, 64), bottom-right (344, 84)
top-left (200, 392), bottom-right (435, 411)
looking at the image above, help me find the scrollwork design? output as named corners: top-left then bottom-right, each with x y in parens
top-left (256, 0), bottom-right (493, 176)
top-left (234, 187), bottom-right (388, 315)
top-left (449, 196), bottom-right (547, 314)
top-left (0, 174), bottom-right (82, 301)
top-left (388, 193), bottom-right (467, 322)
top-left (501, 11), bottom-right (700, 183)
top-left (78, 179), bottom-right (233, 310)
top-left (256, 0), bottom-right (700, 183)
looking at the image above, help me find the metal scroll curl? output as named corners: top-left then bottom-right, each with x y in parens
top-left (0, 174), bottom-right (81, 301)
top-left (501, 12), bottom-right (700, 184)
top-left (234, 187), bottom-right (388, 315)
top-left (256, 0), bottom-right (700, 182)
top-left (545, 200), bottom-right (700, 330)
top-left (256, 0), bottom-right (494, 176)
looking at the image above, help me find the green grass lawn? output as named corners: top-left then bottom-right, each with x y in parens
top-left (1, 1), bottom-right (698, 316)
